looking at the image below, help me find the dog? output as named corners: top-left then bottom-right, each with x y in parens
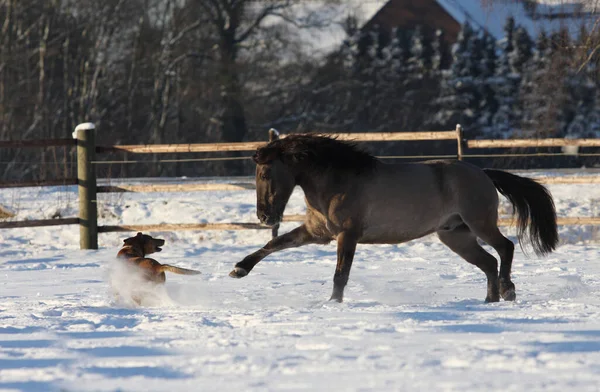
top-left (114, 232), bottom-right (201, 305)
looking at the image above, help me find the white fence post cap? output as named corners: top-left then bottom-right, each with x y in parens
top-left (73, 122), bottom-right (96, 138)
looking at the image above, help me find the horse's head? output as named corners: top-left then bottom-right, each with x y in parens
top-left (252, 145), bottom-right (296, 227)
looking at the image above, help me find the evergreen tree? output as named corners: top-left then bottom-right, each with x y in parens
top-left (353, 27), bottom-right (381, 128)
top-left (358, 27), bottom-right (380, 81)
top-left (566, 27), bottom-right (597, 137)
top-left (407, 25), bottom-right (432, 76)
top-left (550, 28), bottom-right (576, 134)
top-left (388, 27), bottom-right (409, 83)
top-left (339, 17), bottom-right (361, 74)
top-left (377, 27), bottom-right (408, 106)
top-left (490, 16), bottom-right (520, 138)
top-left (507, 26), bottom-right (534, 133)
top-left (431, 29), bottom-right (446, 73)
top-left (502, 16), bottom-right (515, 55)
top-left (588, 92), bottom-right (600, 136)
top-left (519, 30), bottom-right (552, 136)
top-left (477, 31), bottom-right (499, 134)
top-left (509, 26), bottom-right (533, 75)
top-left (428, 21), bottom-right (480, 130)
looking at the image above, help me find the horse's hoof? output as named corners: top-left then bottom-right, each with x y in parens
top-left (501, 289), bottom-right (516, 301)
top-left (485, 295), bottom-right (500, 303)
top-left (499, 279), bottom-right (516, 301)
top-left (229, 267), bottom-right (248, 278)
top-left (329, 296), bottom-right (343, 303)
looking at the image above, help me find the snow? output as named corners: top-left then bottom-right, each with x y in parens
top-left (438, 0), bottom-right (598, 40)
top-left (72, 123), bottom-right (96, 139)
top-left (291, 0), bottom-right (598, 60)
top-left (1, 171), bottom-right (600, 391)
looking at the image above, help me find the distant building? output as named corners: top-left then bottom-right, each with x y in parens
top-left (362, 0), bottom-right (598, 45)
top-left (282, 1), bottom-right (597, 60)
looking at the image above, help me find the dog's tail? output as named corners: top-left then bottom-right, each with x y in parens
top-left (159, 265), bottom-right (202, 275)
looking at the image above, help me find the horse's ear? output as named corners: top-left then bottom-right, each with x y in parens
top-left (253, 146), bottom-right (280, 164)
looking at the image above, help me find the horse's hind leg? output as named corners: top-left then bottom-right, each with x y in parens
top-left (438, 225), bottom-right (500, 302)
top-left (467, 223), bottom-right (515, 301)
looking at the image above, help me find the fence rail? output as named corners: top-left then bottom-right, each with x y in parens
top-left (97, 141), bottom-right (267, 154)
top-left (0, 178), bottom-right (78, 188)
top-left (468, 138), bottom-right (600, 148)
top-left (0, 139), bottom-right (76, 148)
top-left (0, 123), bottom-right (599, 248)
top-left (97, 182), bottom-right (255, 193)
top-left (0, 218), bottom-right (79, 229)
top-left (98, 222), bottom-right (269, 233)
top-left (95, 130), bottom-right (461, 154)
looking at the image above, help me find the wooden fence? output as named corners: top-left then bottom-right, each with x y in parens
top-left (0, 123), bottom-right (600, 249)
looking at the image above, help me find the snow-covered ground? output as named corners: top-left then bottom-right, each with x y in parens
top-left (1, 171), bottom-right (600, 392)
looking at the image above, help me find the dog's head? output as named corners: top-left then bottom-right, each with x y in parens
top-left (122, 232), bottom-right (165, 255)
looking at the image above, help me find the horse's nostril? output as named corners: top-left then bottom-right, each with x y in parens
top-left (260, 214), bottom-right (269, 222)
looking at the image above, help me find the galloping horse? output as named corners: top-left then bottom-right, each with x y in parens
top-left (229, 134), bottom-right (558, 303)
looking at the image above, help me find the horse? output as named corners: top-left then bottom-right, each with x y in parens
top-left (228, 134), bottom-right (558, 303)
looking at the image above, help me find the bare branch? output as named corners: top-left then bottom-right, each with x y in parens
top-left (577, 43), bottom-right (600, 73)
top-left (168, 20), bottom-right (203, 47)
top-left (235, 2), bottom-right (292, 44)
top-left (165, 52), bottom-right (206, 73)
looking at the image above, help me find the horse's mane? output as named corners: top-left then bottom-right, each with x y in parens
top-left (253, 134), bottom-right (379, 173)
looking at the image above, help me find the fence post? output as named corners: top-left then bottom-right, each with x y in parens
top-left (268, 128), bottom-right (280, 239)
top-left (456, 124), bottom-right (463, 161)
top-left (75, 122), bottom-right (98, 249)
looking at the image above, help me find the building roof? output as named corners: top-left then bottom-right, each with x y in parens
top-left (281, 0), bottom-right (599, 58)
top-left (438, 0), bottom-right (598, 41)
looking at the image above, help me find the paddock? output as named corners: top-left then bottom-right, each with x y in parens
top-left (0, 176), bottom-right (599, 391)
top-left (1, 127), bottom-right (600, 391)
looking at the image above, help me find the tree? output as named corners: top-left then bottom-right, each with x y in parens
top-left (431, 29), bottom-right (448, 73)
top-left (191, 0), bottom-right (313, 144)
top-left (509, 26), bottom-right (533, 75)
top-left (519, 30), bottom-right (552, 136)
top-left (490, 17), bottom-right (520, 138)
top-left (564, 27), bottom-right (597, 138)
top-left (477, 31), bottom-right (499, 135)
top-left (429, 21), bottom-right (480, 131)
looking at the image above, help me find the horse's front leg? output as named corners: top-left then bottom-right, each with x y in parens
top-left (330, 231), bottom-right (359, 303)
top-left (229, 224), bottom-right (323, 278)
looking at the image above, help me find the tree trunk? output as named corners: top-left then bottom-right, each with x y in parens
top-left (219, 23), bottom-right (248, 143)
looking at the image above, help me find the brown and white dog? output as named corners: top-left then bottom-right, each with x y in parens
top-left (114, 232), bottom-right (201, 305)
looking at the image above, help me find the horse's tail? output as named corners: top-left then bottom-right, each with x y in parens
top-left (159, 265), bottom-right (202, 275)
top-left (483, 169), bottom-right (558, 256)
